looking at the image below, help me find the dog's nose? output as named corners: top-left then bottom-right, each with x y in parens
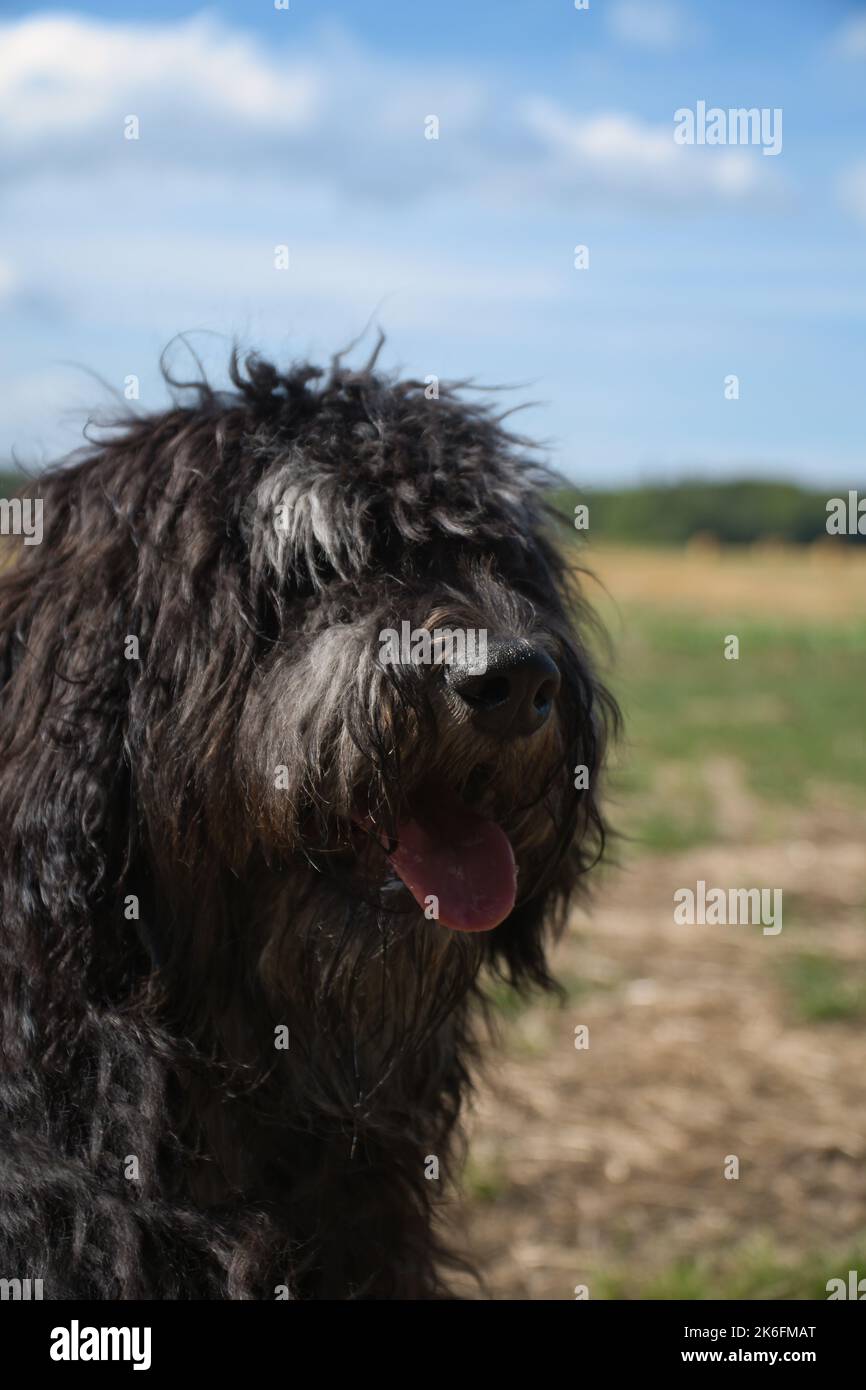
top-left (445, 639), bottom-right (561, 739)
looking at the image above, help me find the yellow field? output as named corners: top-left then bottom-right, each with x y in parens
top-left (579, 541), bottom-right (866, 622)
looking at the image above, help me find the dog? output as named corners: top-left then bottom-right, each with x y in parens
top-left (0, 346), bottom-right (616, 1299)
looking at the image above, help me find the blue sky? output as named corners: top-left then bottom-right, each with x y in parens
top-left (1, 0), bottom-right (865, 485)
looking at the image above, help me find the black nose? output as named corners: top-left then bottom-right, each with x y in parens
top-left (445, 638), bottom-right (561, 739)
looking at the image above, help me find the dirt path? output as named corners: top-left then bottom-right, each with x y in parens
top-left (449, 803), bottom-right (866, 1299)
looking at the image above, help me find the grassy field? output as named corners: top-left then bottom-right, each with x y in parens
top-left (452, 543), bottom-right (866, 1299)
top-left (590, 544), bottom-right (866, 847)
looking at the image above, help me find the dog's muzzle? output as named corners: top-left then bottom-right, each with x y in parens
top-left (360, 639), bottom-right (563, 933)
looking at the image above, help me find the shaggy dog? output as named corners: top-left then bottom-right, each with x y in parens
top-left (0, 348), bottom-right (616, 1299)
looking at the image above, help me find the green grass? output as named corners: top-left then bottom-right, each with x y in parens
top-left (594, 1236), bottom-right (866, 1300)
top-left (484, 970), bottom-right (615, 1022)
top-left (461, 1154), bottom-right (510, 1204)
top-left (484, 980), bottom-right (529, 1020)
top-left (599, 613), bottom-right (866, 849)
top-left (780, 953), bottom-right (866, 1023)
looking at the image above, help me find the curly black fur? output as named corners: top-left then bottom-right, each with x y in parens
top-left (0, 347), bottom-right (617, 1299)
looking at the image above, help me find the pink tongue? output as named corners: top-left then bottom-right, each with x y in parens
top-left (387, 783), bottom-right (517, 933)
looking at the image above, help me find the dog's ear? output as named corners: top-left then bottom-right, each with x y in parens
top-left (0, 472), bottom-right (144, 1061)
top-left (0, 419), bottom-right (260, 1042)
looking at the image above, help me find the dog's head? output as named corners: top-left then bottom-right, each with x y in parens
top-left (226, 352), bottom-right (616, 982)
top-left (2, 347), bottom-right (616, 1021)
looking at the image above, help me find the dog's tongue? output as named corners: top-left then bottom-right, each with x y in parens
top-left (387, 783), bottom-right (517, 932)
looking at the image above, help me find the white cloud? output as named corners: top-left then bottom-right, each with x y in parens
top-left (0, 11), bottom-right (488, 198)
top-left (831, 15), bottom-right (866, 59)
top-left (522, 100), bottom-right (761, 205)
top-left (0, 12), bottom-right (318, 139)
top-left (0, 11), bottom-right (777, 214)
top-left (607, 0), bottom-right (696, 51)
top-left (837, 161), bottom-right (866, 225)
top-left (0, 257), bottom-right (16, 301)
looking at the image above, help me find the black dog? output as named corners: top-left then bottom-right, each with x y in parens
top-left (0, 348), bottom-right (616, 1298)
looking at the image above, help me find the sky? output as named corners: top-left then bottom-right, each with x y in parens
top-left (1, 0), bottom-right (865, 486)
